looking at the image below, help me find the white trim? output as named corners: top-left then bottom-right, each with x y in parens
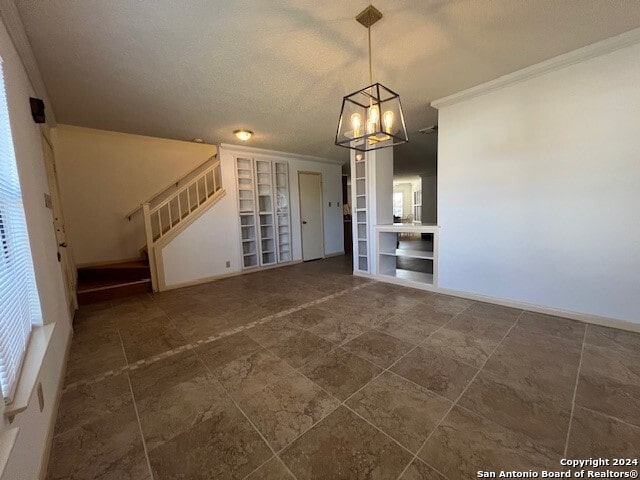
top-left (3, 323), bottom-right (55, 420)
top-left (0, 2), bottom-right (56, 125)
top-left (159, 260), bottom-right (302, 291)
top-left (220, 143), bottom-right (343, 165)
top-left (431, 27), bottom-right (640, 109)
top-left (324, 251), bottom-right (345, 258)
top-left (437, 286), bottom-right (640, 334)
top-left (369, 273), bottom-right (640, 334)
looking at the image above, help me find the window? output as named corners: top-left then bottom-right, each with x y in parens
top-left (413, 190), bottom-right (422, 222)
top-left (0, 58), bottom-right (42, 404)
top-left (393, 191), bottom-right (403, 217)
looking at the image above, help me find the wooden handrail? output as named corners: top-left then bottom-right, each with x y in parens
top-left (125, 153), bottom-right (217, 220)
top-left (150, 161), bottom-right (219, 216)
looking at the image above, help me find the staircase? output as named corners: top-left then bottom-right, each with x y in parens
top-left (76, 155), bottom-right (226, 304)
top-left (77, 260), bottom-right (152, 305)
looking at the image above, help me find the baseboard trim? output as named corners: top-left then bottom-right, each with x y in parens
top-left (324, 251), bottom-right (346, 258)
top-left (436, 286), bottom-right (640, 333)
top-left (161, 270), bottom-right (243, 291)
top-left (160, 260), bottom-right (304, 292)
top-left (369, 274), bottom-right (640, 333)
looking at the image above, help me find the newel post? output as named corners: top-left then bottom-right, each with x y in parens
top-left (142, 203), bottom-right (159, 292)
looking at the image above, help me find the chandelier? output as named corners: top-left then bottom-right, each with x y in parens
top-left (335, 5), bottom-right (408, 152)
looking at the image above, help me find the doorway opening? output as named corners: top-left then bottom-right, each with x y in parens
top-left (298, 172), bottom-right (324, 261)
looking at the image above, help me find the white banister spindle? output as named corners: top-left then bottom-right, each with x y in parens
top-left (146, 164), bottom-right (223, 242)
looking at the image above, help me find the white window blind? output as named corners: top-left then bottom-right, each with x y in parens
top-left (0, 58), bottom-right (42, 404)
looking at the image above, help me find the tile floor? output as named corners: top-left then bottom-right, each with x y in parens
top-left (47, 257), bottom-right (640, 479)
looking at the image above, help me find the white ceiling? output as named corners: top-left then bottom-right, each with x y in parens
top-left (15, 0), bottom-right (640, 174)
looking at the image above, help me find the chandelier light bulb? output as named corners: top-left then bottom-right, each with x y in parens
top-left (383, 110), bottom-right (394, 133)
top-left (351, 113), bottom-right (362, 137)
top-left (368, 105), bottom-right (379, 126)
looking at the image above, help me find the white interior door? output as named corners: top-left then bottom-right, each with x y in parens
top-left (298, 172), bottom-right (324, 261)
top-left (42, 133), bottom-right (77, 316)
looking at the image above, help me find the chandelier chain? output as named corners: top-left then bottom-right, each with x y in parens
top-left (368, 25), bottom-right (373, 85)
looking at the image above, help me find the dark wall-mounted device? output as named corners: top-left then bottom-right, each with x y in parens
top-left (29, 97), bottom-right (45, 123)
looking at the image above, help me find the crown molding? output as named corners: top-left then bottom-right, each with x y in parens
top-left (431, 27), bottom-right (640, 110)
top-left (0, 0), bottom-right (56, 125)
top-left (219, 143), bottom-right (344, 165)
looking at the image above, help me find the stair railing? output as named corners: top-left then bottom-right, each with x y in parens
top-left (125, 154), bottom-right (218, 221)
top-left (141, 160), bottom-right (223, 290)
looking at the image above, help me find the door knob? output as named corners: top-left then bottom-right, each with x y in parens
top-left (59, 242), bottom-right (67, 248)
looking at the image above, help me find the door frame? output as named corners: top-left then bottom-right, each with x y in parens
top-left (41, 130), bottom-right (78, 316)
top-left (297, 171), bottom-right (325, 261)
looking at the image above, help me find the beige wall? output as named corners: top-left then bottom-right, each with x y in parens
top-left (0, 16), bottom-right (71, 480)
top-left (52, 125), bottom-right (217, 265)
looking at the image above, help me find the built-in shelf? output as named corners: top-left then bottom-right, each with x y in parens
top-left (394, 269), bottom-right (434, 284)
top-left (379, 248), bottom-right (434, 260)
top-left (236, 157), bottom-right (290, 269)
top-left (375, 224), bottom-right (439, 288)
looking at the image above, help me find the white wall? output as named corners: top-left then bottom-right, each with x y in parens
top-left (0, 17), bottom-right (71, 480)
top-left (52, 125), bottom-right (218, 265)
top-left (435, 40), bottom-right (640, 324)
top-left (159, 155), bottom-right (239, 287)
top-left (161, 145), bottom-right (343, 288)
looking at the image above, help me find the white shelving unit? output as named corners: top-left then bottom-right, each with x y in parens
top-left (236, 156), bottom-right (291, 270)
top-left (236, 157), bottom-right (259, 269)
top-left (274, 161), bottom-right (291, 263)
top-left (376, 224), bottom-right (439, 288)
top-left (256, 160), bottom-right (276, 266)
top-left (353, 155), bottom-right (369, 273)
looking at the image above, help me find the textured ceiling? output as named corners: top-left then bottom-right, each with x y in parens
top-left (15, 0), bottom-right (640, 174)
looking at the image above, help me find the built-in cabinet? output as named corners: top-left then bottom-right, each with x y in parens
top-left (236, 156), bottom-right (291, 269)
top-left (376, 224), bottom-right (438, 287)
top-left (353, 155), bottom-right (369, 273)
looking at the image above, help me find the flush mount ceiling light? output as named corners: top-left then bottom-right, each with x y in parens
top-left (234, 129), bottom-right (253, 141)
top-left (335, 5), bottom-right (408, 152)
